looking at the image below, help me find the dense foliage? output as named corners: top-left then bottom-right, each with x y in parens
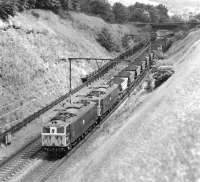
top-left (96, 28), bottom-right (119, 52)
top-left (80, 1), bottom-right (170, 23)
top-left (0, 0), bottom-right (78, 19)
top-left (86, 0), bottom-right (114, 23)
top-left (112, 2), bottom-right (128, 23)
top-left (0, 0), bottom-right (170, 24)
top-left (83, 1), bottom-right (170, 23)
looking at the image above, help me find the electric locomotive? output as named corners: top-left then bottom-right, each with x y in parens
top-left (42, 101), bottom-right (98, 152)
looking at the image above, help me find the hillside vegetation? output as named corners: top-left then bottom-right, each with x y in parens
top-left (0, 0), bottom-right (171, 23)
top-left (0, 10), bottom-right (141, 129)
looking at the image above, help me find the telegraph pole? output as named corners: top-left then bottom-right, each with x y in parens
top-left (69, 58), bottom-right (72, 104)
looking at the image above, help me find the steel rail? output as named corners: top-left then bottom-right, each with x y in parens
top-left (0, 47), bottom-right (150, 182)
top-left (21, 66), bottom-right (150, 182)
top-left (0, 40), bottom-right (151, 181)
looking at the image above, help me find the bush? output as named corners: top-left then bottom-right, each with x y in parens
top-left (35, 0), bottom-right (62, 12)
top-left (96, 28), bottom-right (119, 52)
top-left (0, 0), bottom-right (71, 20)
top-left (112, 2), bottom-right (128, 23)
top-left (86, 1), bottom-right (114, 23)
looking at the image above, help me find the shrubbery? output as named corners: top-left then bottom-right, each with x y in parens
top-left (80, 1), bottom-right (170, 24)
top-left (96, 28), bottom-right (119, 52)
top-left (0, 0), bottom-right (76, 19)
top-left (87, 1), bottom-right (114, 23)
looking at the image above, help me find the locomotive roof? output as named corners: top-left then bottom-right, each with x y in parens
top-left (115, 71), bottom-right (131, 78)
top-left (134, 59), bottom-right (146, 63)
top-left (126, 64), bottom-right (140, 70)
top-left (109, 77), bottom-right (124, 84)
top-left (78, 84), bottom-right (118, 102)
top-left (46, 101), bottom-right (96, 126)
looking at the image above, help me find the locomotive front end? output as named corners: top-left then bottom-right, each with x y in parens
top-left (41, 123), bottom-right (70, 152)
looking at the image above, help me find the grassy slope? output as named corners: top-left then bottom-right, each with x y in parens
top-left (0, 10), bottom-right (139, 130)
top-left (64, 29), bottom-right (200, 182)
top-left (44, 29), bottom-right (200, 182)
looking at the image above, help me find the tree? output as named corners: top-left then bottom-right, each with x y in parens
top-left (147, 5), bottom-right (160, 23)
top-left (67, 0), bottom-right (80, 11)
top-left (88, 1), bottom-right (114, 22)
top-left (35, 0), bottom-right (62, 11)
top-left (128, 7), bottom-right (150, 22)
top-left (59, 0), bottom-right (70, 10)
top-left (134, 2), bottom-right (145, 9)
top-left (112, 2), bottom-right (128, 23)
top-left (156, 4), bottom-right (169, 22)
top-left (96, 28), bottom-right (119, 52)
top-left (17, 0), bottom-right (37, 11)
top-left (80, 0), bottom-right (90, 13)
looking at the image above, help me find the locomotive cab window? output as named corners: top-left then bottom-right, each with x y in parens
top-left (42, 127), bottom-right (50, 133)
top-left (57, 127), bottom-right (65, 133)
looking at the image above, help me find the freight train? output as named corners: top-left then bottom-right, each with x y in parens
top-left (41, 53), bottom-right (153, 153)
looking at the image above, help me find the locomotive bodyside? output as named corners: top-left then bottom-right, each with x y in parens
top-left (82, 84), bottom-right (120, 117)
top-left (99, 85), bottom-right (120, 116)
top-left (69, 102), bottom-right (98, 143)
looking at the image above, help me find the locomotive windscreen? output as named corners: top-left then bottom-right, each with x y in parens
top-left (57, 126), bottom-right (65, 133)
top-left (43, 127), bottom-right (50, 133)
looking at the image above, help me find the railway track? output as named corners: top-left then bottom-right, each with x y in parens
top-left (18, 68), bottom-right (150, 182)
top-left (0, 137), bottom-right (42, 182)
top-left (0, 41), bottom-right (151, 182)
